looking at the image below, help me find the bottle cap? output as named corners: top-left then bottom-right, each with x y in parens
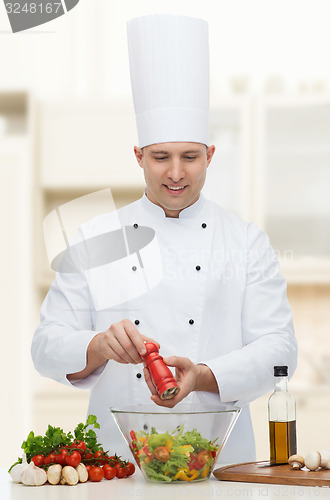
top-left (274, 366), bottom-right (288, 377)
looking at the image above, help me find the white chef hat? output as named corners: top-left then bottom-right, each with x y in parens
top-left (127, 14), bottom-right (210, 148)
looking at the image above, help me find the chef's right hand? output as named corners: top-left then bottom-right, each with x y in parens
top-left (92, 319), bottom-right (159, 365)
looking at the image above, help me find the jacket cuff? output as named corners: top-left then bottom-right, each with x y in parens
top-left (195, 362), bottom-right (241, 408)
top-left (198, 355), bottom-right (255, 407)
top-left (32, 327), bottom-right (103, 386)
top-left (66, 363), bottom-right (107, 389)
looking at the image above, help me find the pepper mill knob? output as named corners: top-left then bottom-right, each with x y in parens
top-left (142, 342), bottom-right (180, 400)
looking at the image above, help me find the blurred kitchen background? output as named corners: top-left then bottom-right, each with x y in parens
top-left (1, 0), bottom-right (330, 467)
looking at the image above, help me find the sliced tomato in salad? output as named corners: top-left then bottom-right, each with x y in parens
top-left (154, 446), bottom-right (170, 462)
top-left (197, 450), bottom-right (212, 465)
top-left (187, 453), bottom-right (204, 471)
top-left (187, 450), bottom-right (212, 470)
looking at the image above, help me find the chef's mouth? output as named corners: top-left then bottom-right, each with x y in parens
top-left (163, 184), bottom-right (188, 194)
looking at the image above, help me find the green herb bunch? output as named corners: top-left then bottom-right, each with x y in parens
top-left (10, 415), bottom-right (101, 471)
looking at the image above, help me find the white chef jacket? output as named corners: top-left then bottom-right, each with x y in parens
top-left (32, 193), bottom-right (297, 464)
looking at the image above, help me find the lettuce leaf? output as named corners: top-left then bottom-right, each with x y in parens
top-left (175, 428), bottom-right (217, 452)
top-left (165, 449), bottom-right (191, 475)
top-left (142, 465), bottom-right (172, 482)
top-left (146, 432), bottom-right (173, 453)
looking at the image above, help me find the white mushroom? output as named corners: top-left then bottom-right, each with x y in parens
top-left (319, 450), bottom-right (330, 469)
top-left (305, 451), bottom-right (321, 471)
top-left (61, 466), bottom-right (79, 486)
top-left (75, 463), bottom-right (88, 483)
top-left (47, 464), bottom-right (62, 485)
top-left (288, 454), bottom-right (305, 470)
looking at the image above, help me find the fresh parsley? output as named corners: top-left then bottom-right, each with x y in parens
top-left (9, 415), bottom-right (102, 471)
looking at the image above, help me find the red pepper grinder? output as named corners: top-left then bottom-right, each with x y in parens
top-left (142, 342), bottom-right (180, 400)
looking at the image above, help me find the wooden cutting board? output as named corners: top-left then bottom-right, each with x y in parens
top-left (213, 461), bottom-right (330, 487)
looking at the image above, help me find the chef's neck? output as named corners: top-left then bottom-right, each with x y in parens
top-left (145, 190), bottom-right (200, 218)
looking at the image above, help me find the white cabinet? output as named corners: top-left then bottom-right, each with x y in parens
top-left (254, 95), bottom-right (330, 283)
top-left (36, 99), bottom-right (146, 289)
top-left (0, 92), bottom-right (34, 467)
top-left (38, 100), bottom-right (145, 188)
top-left (203, 97), bottom-right (251, 220)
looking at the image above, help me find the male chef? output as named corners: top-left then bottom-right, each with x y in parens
top-left (32, 14), bottom-right (297, 463)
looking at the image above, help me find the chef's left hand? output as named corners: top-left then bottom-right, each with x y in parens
top-left (143, 356), bottom-right (218, 408)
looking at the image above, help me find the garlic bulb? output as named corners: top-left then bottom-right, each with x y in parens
top-left (10, 453), bottom-right (29, 483)
top-left (20, 462), bottom-right (47, 486)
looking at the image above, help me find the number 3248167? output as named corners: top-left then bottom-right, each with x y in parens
top-left (5, 3), bottom-right (62, 14)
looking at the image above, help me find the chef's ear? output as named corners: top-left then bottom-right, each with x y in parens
top-left (206, 145), bottom-right (216, 167)
top-left (134, 146), bottom-right (144, 168)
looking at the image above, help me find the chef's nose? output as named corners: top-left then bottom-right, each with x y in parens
top-left (167, 159), bottom-right (185, 182)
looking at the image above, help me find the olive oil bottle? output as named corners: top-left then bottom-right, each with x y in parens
top-left (268, 366), bottom-right (297, 463)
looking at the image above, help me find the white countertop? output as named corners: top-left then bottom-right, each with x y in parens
top-left (2, 468), bottom-right (330, 500)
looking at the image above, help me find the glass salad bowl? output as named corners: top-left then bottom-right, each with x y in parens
top-left (110, 403), bottom-right (240, 483)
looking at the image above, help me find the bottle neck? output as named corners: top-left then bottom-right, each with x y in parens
top-left (274, 376), bottom-right (288, 392)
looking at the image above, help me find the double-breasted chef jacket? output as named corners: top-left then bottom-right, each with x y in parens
top-left (32, 193), bottom-right (297, 464)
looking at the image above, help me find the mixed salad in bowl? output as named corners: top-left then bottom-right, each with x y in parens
top-left (130, 424), bottom-right (220, 482)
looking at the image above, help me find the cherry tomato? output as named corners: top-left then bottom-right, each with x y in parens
top-left (154, 446), bottom-right (170, 462)
top-left (89, 466), bottom-right (104, 482)
top-left (108, 455), bottom-right (121, 466)
top-left (71, 440), bottom-right (86, 456)
top-left (125, 462), bottom-right (135, 477)
top-left (102, 453), bottom-right (111, 462)
top-left (85, 465), bottom-right (92, 477)
top-left (55, 449), bottom-right (69, 466)
top-left (31, 455), bottom-right (45, 467)
top-left (115, 466), bottom-right (127, 479)
top-left (84, 448), bottom-right (93, 460)
top-left (197, 450), bottom-right (212, 465)
top-left (187, 453), bottom-right (203, 471)
top-left (44, 453), bottom-right (56, 465)
top-left (103, 464), bottom-right (116, 480)
top-left (93, 450), bottom-right (110, 465)
top-left (65, 451), bottom-right (81, 467)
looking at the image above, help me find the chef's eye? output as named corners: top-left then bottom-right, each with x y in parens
top-left (184, 155), bottom-right (197, 161)
top-left (154, 156), bottom-right (168, 161)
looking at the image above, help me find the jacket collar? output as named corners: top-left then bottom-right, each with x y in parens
top-left (141, 191), bottom-right (206, 219)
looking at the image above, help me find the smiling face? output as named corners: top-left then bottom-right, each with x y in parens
top-left (134, 142), bottom-right (215, 218)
